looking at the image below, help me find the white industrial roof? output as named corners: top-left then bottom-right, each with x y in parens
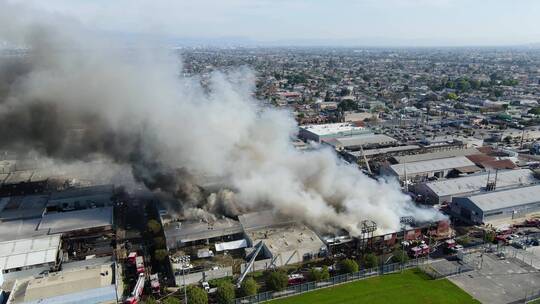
top-left (301, 123), bottom-right (366, 136)
top-left (425, 169), bottom-right (537, 197)
top-left (389, 156), bottom-right (476, 176)
top-left (37, 207), bottom-right (113, 234)
top-left (464, 184), bottom-right (540, 212)
top-left (325, 134), bottom-right (397, 148)
top-left (215, 239), bottom-right (247, 252)
top-left (0, 235), bottom-right (60, 271)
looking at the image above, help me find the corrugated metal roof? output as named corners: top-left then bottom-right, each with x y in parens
top-left (0, 235), bottom-right (60, 271)
top-left (425, 169), bottom-right (537, 197)
top-left (393, 148), bottom-right (480, 164)
top-left (390, 156), bottom-right (476, 176)
top-left (463, 184), bottom-right (540, 212)
top-left (38, 207), bottom-right (113, 234)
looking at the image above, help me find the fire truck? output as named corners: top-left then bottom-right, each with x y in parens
top-left (135, 256), bottom-right (145, 274)
top-left (124, 273), bottom-right (146, 304)
top-left (409, 244), bottom-right (430, 258)
top-left (127, 252), bottom-right (138, 264)
top-left (150, 273), bottom-right (160, 294)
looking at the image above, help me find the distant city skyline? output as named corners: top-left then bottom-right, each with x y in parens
top-left (7, 0), bottom-right (540, 47)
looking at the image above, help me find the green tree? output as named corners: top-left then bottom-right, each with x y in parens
top-left (308, 268), bottom-right (323, 282)
top-left (266, 271), bottom-right (288, 291)
top-left (240, 277), bottom-right (259, 297)
top-left (457, 235), bottom-right (471, 246)
top-left (528, 107), bottom-right (540, 115)
top-left (447, 92), bottom-right (458, 100)
top-left (142, 297), bottom-right (158, 304)
top-left (186, 286), bottom-right (208, 304)
top-left (484, 230), bottom-right (496, 243)
top-left (362, 253), bottom-right (379, 269)
top-left (147, 219), bottom-right (162, 234)
top-left (338, 99), bottom-right (358, 111)
top-left (320, 266), bottom-right (330, 280)
top-left (308, 266), bottom-right (331, 281)
top-left (162, 297), bottom-right (181, 304)
top-left (339, 259), bottom-right (359, 274)
top-left (154, 249), bottom-right (168, 261)
top-left (216, 281), bottom-right (235, 304)
top-left (153, 236), bottom-right (166, 249)
top-left (391, 249), bottom-right (409, 264)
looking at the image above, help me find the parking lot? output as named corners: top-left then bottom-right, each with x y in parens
top-left (449, 252), bottom-right (540, 304)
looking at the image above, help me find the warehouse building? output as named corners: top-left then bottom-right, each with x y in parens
top-left (391, 148), bottom-right (481, 164)
top-left (416, 169), bottom-right (538, 204)
top-left (0, 171), bottom-right (49, 197)
top-left (323, 134), bottom-right (398, 151)
top-left (452, 184), bottom-right (540, 224)
top-left (239, 211), bottom-right (326, 267)
top-left (47, 185), bottom-right (114, 212)
top-left (7, 263), bottom-right (116, 304)
top-left (0, 219), bottom-right (45, 242)
top-left (299, 122), bottom-right (371, 143)
top-left (37, 207), bottom-right (113, 237)
top-left (0, 235), bottom-right (61, 274)
top-left (382, 156), bottom-right (480, 182)
top-left (0, 195), bottom-right (48, 222)
top-left (163, 217), bottom-right (243, 250)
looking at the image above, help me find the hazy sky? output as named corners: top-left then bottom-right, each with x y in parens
top-left (10, 0), bottom-right (540, 46)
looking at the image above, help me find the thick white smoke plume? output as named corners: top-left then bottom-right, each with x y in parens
top-left (0, 2), bottom-right (443, 234)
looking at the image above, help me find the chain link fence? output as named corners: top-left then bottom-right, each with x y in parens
top-left (234, 258), bottom-right (427, 304)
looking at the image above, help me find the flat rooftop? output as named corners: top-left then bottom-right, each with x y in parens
top-left (49, 185), bottom-right (113, 200)
top-left (0, 219), bottom-right (45, 242)
top-left (389, 156), bottom-right (477, 176)
top-left (461, 184), bottom-right (540, 212)
top-left (348, 145), bottom-right (420, 157)
top-left (3, 171), bottom-right (33, 185)
top-left (245, 223), bottom-right (325, 257)
top-left (425, 169), bottom-right (537, 198)
top-left (301, 123), bottom-right (367, 136)
top-left (393, 148), bottom-right (480, 164)
top-left (37, 207), bottom-right (113, 234)
top-left (0, 235), bottom-right (60, 271)
top-left (238, 210), bottom-right (295, 231)
top-left (9, 263), bottom-right (115, 304)
top-left (164, 217), bottom-right (243, 243)
top-left (324, 134), bottom-right (397, 148)
top-left (0, 195), bottom-right (48, 221)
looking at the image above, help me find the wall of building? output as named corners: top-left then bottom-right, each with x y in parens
top-left (451, 197), bottom-right (484, 224)
top-left (174, 266), bottom-right (233, 286)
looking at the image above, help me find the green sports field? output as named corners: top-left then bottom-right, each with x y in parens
top-left (270, 269), bottom-right (479, 304)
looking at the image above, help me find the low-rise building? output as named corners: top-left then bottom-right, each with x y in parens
top-left (299, 122), bottom-right (371, 143)
top-left (416, 169), bottom-right (537, 204)
top-left (0, 235), bottom-right (61, 274)
top-left (382, 156), bottom-right (479, 182)
top-left (452, 184), bottom-right (540, 224)
top-left (7, 263), bottom-right (116, 304)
